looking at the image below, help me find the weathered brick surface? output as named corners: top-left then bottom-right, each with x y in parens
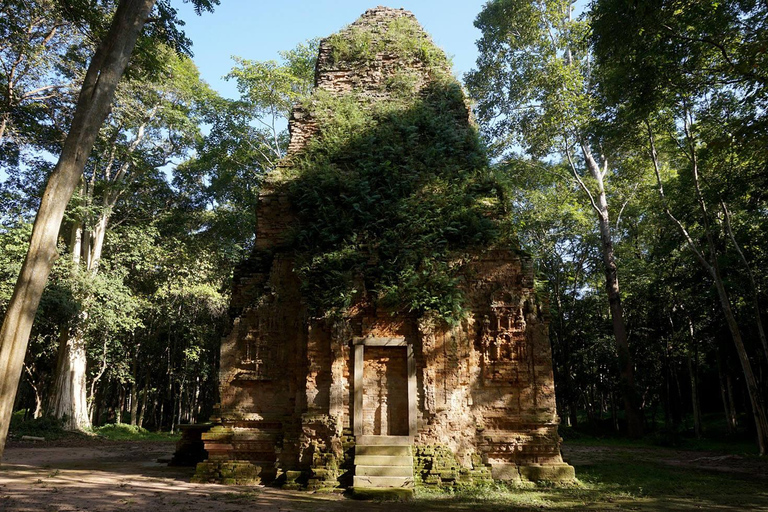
top-left (196, 6), bottom-right (573, 488)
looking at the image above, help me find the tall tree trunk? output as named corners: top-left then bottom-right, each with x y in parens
top-left (672, 364), bottom-right (683, 427)
top-left (686, 352), bottom-right (702, 438)
top-left (717, 352), bottom-right (735, 434)
top-left (116, 384), bottom-right (125, 424)
top-left (726, 372), bottom-right (739, 430)
top-left (684, 313), bottom-right (702, 438)
top-left (0, 0), bottom-right (157, 460)
top-left (129, 341), bottom-right (140, 426)
top-left (721, 202), bottom-right (768, 363)
top-left (170, 384), bottom-right (178, 434)
top-left (712, 275), bottom-right (768, 453)
top-left (568, 142), bottom-right (643, 438)
top-left (47, 328), bottom-right (90, 430)
top-left (137, 370), bottom-right (150, 429)
top-left (48, 217), bottom-right (92, 431)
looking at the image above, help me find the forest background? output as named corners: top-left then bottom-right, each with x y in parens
top-left (1, 0), bottom-right (767, 458)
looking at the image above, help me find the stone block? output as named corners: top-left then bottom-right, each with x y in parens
top-left (355, 465), bottom-right (413, 477)
top-left (519, 463), bottom-right (576, 483)
top-left (284, 470), bottom-right (302, 482)
top-left (353, 476), bottom-right (414, 488)
top-left (356, 445), bottom-right (411, 456)
top-left (354, 455), bottom-right (413, 466)
top-left (491, 463), bottom-right (522, 482)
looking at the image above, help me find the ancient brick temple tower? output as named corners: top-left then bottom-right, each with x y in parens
top-left (194, 7), bottom-right (574, 491)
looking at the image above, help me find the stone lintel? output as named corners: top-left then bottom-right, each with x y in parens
top-left (353, 336), bottom-right (406, 346)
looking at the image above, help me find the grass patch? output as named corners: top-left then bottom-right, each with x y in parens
top-left (9, 411), bottom-right (180, 442)
top-left (9, 411), bottom-right (69, 440)
top-left (413, 460), bottom-right (768, 511)
top-left (92, 423), bottom-right (180, 441)
top-left (561, 427), bottom-right (760, 456)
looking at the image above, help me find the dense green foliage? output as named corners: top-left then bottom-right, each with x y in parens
top-left (3, 0), bottom-right (768, 457)
top-left (0, 0), bottom-right (286, 432)
top-left (469, 0), bottom-right (768, 451)
top-left (281, 19), bottom-right (505, 321)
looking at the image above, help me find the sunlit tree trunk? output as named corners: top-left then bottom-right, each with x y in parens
top-left (566, 141), bottom-right (644, 438)
top-left (0, 0), bottom-right (156, 460)
top-left (0, 112), bottom-right (8, 141)
top-left (47, 216), bottom-right (92, 430)
top-left (22, 364), bottom-right (43, 419)
top-left (48, 327), bottom-right (90, 430)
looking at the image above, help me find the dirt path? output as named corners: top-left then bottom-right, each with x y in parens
top-left (1, 440), bottom-right (767, 511)
top-left (0, 442), bottom-right (391, 512)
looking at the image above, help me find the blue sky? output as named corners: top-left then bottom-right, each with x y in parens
top-left (175, 1), bottom-right (490, 99)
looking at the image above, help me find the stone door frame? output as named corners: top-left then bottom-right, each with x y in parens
top-left (353, 336), bottom-right (417, 437)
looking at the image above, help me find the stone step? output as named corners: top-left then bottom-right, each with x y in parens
top-left (353, 475), bottom-right (414, 488)
top-left (355, 465), bottom-right (413, 477)
top-left (355, 445), bottom-right (411, 456)
top-left (354, 455), bottom-right (413, 466)
top-left (356, 435), bottom-right (412, 446)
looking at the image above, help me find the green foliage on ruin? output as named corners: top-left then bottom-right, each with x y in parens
top-left (325, 16), bottom-right (451, 72)
top-left (278, 21), bottom-right (512, 322)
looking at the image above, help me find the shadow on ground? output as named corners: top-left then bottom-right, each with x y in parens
top-left (1, 441), bottom-right (767, 511)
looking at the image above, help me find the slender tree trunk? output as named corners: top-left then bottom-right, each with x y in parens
top-left (571, 142), bottom-right (643, 438)
top-left (130, 384), bottom-right (139, 426)
top-left (137, 370), bottom-right (150, 429)
top-left (672, 365), bottom-right (683, 427)
top-left (92, 388), bottom-right (102, 427)
top-left (129, 343), bottom-right (140, 426)
top-left (726, 372), bottom-right (738, 430)
top-left (718, 352), bottom-right (735, 434)
top-left (170, 385), bottom-right (178, 434)
top-left (648, 121), bottom-right (768, 454)
top-left (0, 112), bottom-right (8, 141)
top-left (22, 364), bottom-right (43, 419)
top-left (0, 0), bottom-right (157, 461)
top-left (686, 353), bottom-right (702, 438)
top-left (116, 384), bottom-right (125, 424)
top-left (721, 202), bottom-right (768, 363)
top-left (88, 337), bottom-right (109, 422)
top-left (663, 337), bottom-right (671, 428)
top-left (713, 275), bottom-right (768, 453)
top-left (684, 313), bottom-right (702, 438)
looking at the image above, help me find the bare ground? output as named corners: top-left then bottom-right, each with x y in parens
top-left (1, 440), bottom-right (767, 512)
top-left (0, 440), bottom-right (381, 512)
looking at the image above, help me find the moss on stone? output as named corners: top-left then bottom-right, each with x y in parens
top-left (351, 487), bottom-right (414, 501)
top-left (325, 15), bottom-right (450, 73)
top-left (413, 445), bottom-right (494, 488)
